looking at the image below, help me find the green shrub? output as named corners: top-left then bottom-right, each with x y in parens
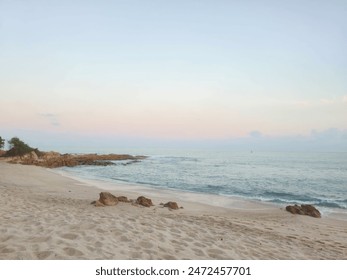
top-left (5, 137), bottom-right (36, 157)
top-left (0, 136), bottom-right (4, 150)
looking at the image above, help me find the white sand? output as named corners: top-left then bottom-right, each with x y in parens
top-left (0, 161), bottom-right (346, 259)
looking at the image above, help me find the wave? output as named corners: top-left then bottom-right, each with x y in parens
top-left (265, 197), bottom-right (346, 210)
top-left (316, 201), bottom-right (346, 209)
top-left (150, 155), bottom-right (199, 163)
top-left (263, 190), bottom-right (315, 202)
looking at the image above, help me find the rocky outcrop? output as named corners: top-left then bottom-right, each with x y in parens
top-left (2, 151), bottom-right (146, 168)
top-left (163, 201), bottom-right (179, 210)
top-left (136, 196), bottom-right (153, 207)
top-left (286, 204), bottom-right (321, 218)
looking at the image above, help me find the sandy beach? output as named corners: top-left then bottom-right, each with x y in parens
top-left (0, 161), bottom-right (346, 260)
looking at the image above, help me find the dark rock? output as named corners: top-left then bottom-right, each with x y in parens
top-left (301, 204), bottom-right (321, 218)
top-left (98, 192), bottom-right (118, 206)
top-left (136, 196), bottom-right (153, 207)
top-left (286, 205), bottom-right (304, 215)
top-left (117, 196), bottom-right (130, 203)
top-left (286, 204), bottom-right (321, 218)
top-left (163, 201), bottom-right (179, 210)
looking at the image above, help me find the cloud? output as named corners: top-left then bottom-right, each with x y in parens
top-left (342, 96), bottom-right (347, 103)
top-left (39, 113), bottom-right (60, 127)
top-left (319, 98), bottom-right (335, 105)
top-left (310, 128), bottom-right (347, 141)
top-left (249, 131), bottom-right (263, 138)
top-left (222, 128), bottom-right (347, 152)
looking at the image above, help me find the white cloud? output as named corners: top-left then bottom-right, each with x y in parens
top-left (249, 131), bottom-right (263, 138)
top-left (319, 98), bottom-right (335, 105)
top-left (39, 113), bottom-right (60, 127)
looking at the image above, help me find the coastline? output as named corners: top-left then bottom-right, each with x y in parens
top-left (52, 167), bottom-right (281, 211)
top-left (54, 165), bottom-right (347, 222)
top-left (1, 161), bottom-right (347, 259)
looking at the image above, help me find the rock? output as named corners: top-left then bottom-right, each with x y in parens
top-left (95, 200), bottom-right (105, 207)
top-left (163, 201), bottom-right (179, 210)
top-left (98, 192), bottom-right (118, 206)
top-left (41, 151), bottom-right (61, 160)
top-left (136, 196), bottom-right (153, 207)
top-left (286, 204), bottom-right (321, 218)
top-left (30, 151), bottom-right (39, 160)
top-left (286, 205), bottom-right (305, 215)
top-left (301, 204), bottom-right (321, 218)
top-left (117, 196), bottom-right (130, 203)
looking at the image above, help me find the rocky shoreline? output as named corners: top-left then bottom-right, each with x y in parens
top-left (0, 150), bottom-right (146, 168)
top-left (1, 149), bottom-right (323, 219)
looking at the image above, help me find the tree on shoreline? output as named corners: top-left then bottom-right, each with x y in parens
top-left (0, 136), bottom-right (4, 150)
top-left (5, 137), bottom-right (37, 157)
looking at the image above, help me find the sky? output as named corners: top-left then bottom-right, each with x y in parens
top-left (1, 0), bottom-right (347, 152)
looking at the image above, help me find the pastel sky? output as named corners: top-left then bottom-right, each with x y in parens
top-left (1, 0), bottom-right (347, 151)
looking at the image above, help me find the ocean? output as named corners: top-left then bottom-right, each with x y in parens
top-left (59, 149), bottom-right (347, 218)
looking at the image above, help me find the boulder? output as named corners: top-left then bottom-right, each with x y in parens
top-left (117, 196), bottom-right (130, 203)
top-left (286, 205), bottom-right (305, 215)
top-left (98, 192), bottom-right (118, 206)
top-left (301, 204), bottom-right (321, 218)
top-left (286, 204), bottom-right (321, 218)
top-left (136, 196), bottom-right (153, 207)
top-left (163, 201), bottom-right (179, 210)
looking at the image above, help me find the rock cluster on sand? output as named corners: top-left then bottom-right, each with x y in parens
top-left (285, 204), bottom-right (321, 218)
top-left (93, 192), bottom-right (153, 208)
top-left (93, 192), bottom-right (181, 210)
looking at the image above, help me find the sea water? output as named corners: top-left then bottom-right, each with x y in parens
top-left (59, 149), bottom-right (347, 218)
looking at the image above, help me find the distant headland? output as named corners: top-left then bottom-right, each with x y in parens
top-left (0, 136), bottom-right (146, 168)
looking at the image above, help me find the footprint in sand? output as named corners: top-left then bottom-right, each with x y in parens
top-left (120, 235), bottom-right (131, 242)
top-left (0, 236), bottom-right (12, 242)
top-left (208, 248), bottom-right (224, 255)
top-left (161, 254), bottom-right (177, 260)
top-left (0, 246), bottom-right (15, 254)
top-left (138, 240), bottom-right (155, 249)
top-left (29, 236), bottom-right (52, 242)
top-left (130, 251), bottom-right (142, 259)
top-left (36, 251), bottom-right (53, 260)
top-left (61, 233), bottom-right (79, 240)
top-left (63, 247), bottom-right (83, 257)
top-left (192, 248), bottom-right (206, 256)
